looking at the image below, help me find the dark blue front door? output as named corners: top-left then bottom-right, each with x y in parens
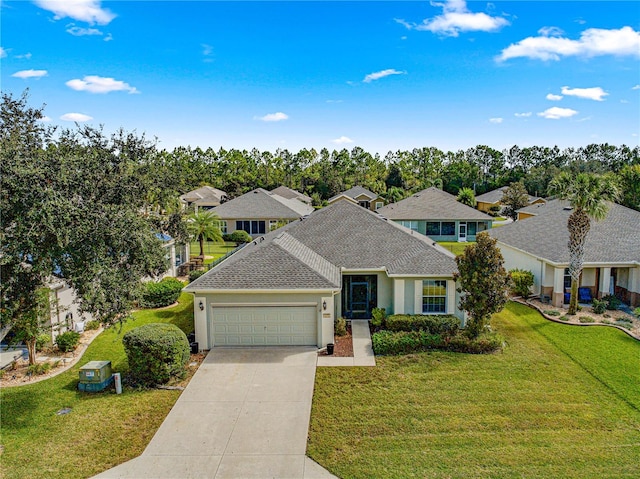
top-left (343, 275), bottom-right (377, 319)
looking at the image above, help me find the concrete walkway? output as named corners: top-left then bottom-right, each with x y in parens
top-left (317, 320), bottom-right (376, 367)
top-left (93, 347), bottom-right (337, 479)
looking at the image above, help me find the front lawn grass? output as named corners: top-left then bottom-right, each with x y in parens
top-left (308, 301), bottom-right (640, 479)
top-left (437, 241), bottom-right (473, 256)
top-left (189, 240), bottom-right (236, 264)
top-left (0, 294), bottom-right (194, 479)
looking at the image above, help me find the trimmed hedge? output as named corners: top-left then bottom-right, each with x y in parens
top-left (223, 230), bottom-right (252, 244)
top-left (55, 331), bottom-right (81, 352)
top-left (385, 314), bottom-right (460, 337)
top-left (372, 330), bottom-right (503, 355)
top-left (140, 277), bottom-right (184, 308)
top-left (510, 268), bottom-right (535, 298)
top-left (122, 323), bottom-right (190, 387)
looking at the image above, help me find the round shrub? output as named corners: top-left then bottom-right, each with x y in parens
top-left (188, 269), bottom-right (205, 283)
top-left (122, 323), bottom-right (190, 387)
top-left (334, 317), bottom-right (347, 337)
top-left (509, 269), bottom-right (535, 298)
top-left (228, 230), bottom-right (252, 244)
top-left (85, 320), bottom-right (101, 331)
top-left (140, 277), bottom-right (184, 308)
top-left (36, 333), bottom-right (51, 352)
top-left (55, 331), bottom-right (81, 352)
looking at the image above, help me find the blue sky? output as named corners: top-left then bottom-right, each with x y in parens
top-left (2, 1), bottom-right (639, 154)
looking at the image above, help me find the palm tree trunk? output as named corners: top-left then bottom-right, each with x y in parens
top-left (199, 235), bottom-right (204, 258)
top-left (567, 209), bottom-right (590, 315)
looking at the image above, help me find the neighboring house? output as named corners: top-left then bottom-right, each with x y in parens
top-left (184, 201), bottom-right (463, 349)
top-left (475, 186), bottom-right (546, 213)
top-left (377, 187), bottom-right (493, 242)
top-left (270, 186), bottom-right (312, 205)
top-left (179, 186), bottom-right (228, 212)
top-left (327, 186), bottom-right (385, 211)
top-left (157, 233), bottom-right (190, 277)
top-left (47, 279), bottom-right (94, 341)
top-left (516, 201), bottom-right (551, 221)
top-left (489, 199), bottom-right (640, 308)
top-left (209, 188), bottom-right (314, 238)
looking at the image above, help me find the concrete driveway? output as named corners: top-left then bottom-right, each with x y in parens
top-left (93, 347), bottom-right (336, 479)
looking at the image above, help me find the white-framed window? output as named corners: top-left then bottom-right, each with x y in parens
top-left (375, 201), bottom-right (384, 210)
top-left (219, 220), bottom-right (227, 234)
top-left (399, 220), bottom-right (419, 232)
top-left (422, 280), bottom-right (447, 313)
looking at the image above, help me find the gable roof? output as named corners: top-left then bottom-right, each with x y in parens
top-left (179, 186), bottom-right (228, 206)
top-left (185, 200), bottom-right (458, 291)
top-left (270, 186), bottom-right (312, 204)
top-left (377, 187), bottom-right (492, 221)
top-left (476, 186), bottom-right (543, 205)
top-left (328, 185), bottom-right (379, 203)
top-left (209, 188), bottom-right (314, 220)
top-left (488, 199), bottom-right (640, 264)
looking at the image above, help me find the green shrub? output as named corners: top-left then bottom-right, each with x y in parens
top-left (615, 319), bottom-right (632, 330)
top-left (140, 277), bottom-right (184, 309)
top-left (0, 369), bottom-right (4, 379)
top-left (35, 333), bottom-right (51, 352)
top-left (634, 307), bottom-right (640, 318)
top-left (372, 330), bottom-right (443, 355)
top-left (385, 314), bottom-right (460, 337)
top-left (488, 205), bottom-right (502, 217)
top-left (27, 362), bottom-right (52, 375)
top-left (558, 315), bottom-right (570, 321)
top-left (579, 316), bottom-right (594, 324)
top-left (509, 269), bottom-right (535, 298)
top-left (334, 317), bottom-right (347, 337)
top-left (544, 310), bottom-right (561, 316)
top-left (55, 331), bottom-right (81, 352)
top-left (188, 270), bottom-right (205, 283)
top-left (371, 308), bottom-right (386, 328)
top-left (591, 298), bottom-right (607, 315)
top-left (85, 320), bottom-right (101, 330)
top-left (602, 294), bottom-right (621, 311)
top-left (122, 323), bottom-right (190, 387)
top-left (445, 333), bottom-right (504, 354)
top-left (228, 230), bottom-right (252, 244)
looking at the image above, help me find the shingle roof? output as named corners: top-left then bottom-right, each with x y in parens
top-left (377, 187), bottom-right (492, 221)
top-left (328, 185), bottom-right (379, 202)
top-left (489, 199), bottom-right (640, 264)
top-left (270, 186), bottom-right (312, 204)
top-left (185, 200), bottom-right (458, 291)
top-left (180, 186), bottom-right (228, 206)
top-left (476, 186), bottom-right (543, 205)
top-left (209, 188), bottom-right (313, 220)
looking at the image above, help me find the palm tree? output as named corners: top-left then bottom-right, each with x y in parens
top-left (456, 187), bottom-right (476, 207)
top-left (549, 172), bottom-right (619, 315)
top-left (187, 211), bottom-right (223, 258)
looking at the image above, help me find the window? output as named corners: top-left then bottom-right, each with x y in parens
top-left (426, 222), bottom-right (440, 236)
top-left (441, 222), bottom-right (455, 235)
top-left (236, 220), bottom-right (266, 235)
top-left (399, 220), bottom-right (419, 232)
top-left (375, 201), bottom-right (384, 210)
top-left (423, 280), bottom-right (447, 313)
top-left (564, 268), bottom-right (572, 289)
top-left (358, 200), bottom-right (371, 209)
top-left (477, 222), bottom-right (487, 232)
top-left (467, 222), bottom-right (477, 235)
top-left (219, 220), bottom-right (227, 234)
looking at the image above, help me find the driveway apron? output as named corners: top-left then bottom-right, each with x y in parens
top-left (92, 347), bottom-right (336, 479)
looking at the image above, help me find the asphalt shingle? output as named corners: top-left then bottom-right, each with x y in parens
top-left (209, 188), bottom-right (313, 220)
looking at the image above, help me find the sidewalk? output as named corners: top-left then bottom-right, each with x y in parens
top-left (317, 320), bottom-right (375, 367)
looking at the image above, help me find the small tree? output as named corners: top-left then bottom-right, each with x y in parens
top-left (187, 211), bottom-right (223, 257)
top-left (510, 269), bottom-right (535, 298)
top-left (501, 181), bottom-right (530, 221)
top-left (453, 232), bottom-right (511, 338)
top-left (456, 187), bottom-right (476, 207)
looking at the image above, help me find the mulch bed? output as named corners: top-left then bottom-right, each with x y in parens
top-left (318, 325), bottom-right (353, 357)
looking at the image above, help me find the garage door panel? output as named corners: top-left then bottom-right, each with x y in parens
top-left (211, 306), bottom-right (317, 346)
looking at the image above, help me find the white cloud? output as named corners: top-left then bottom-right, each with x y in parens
top-left (202, 44), bottom-right (214, 62)
top-left (60, 112), bottom-right (93, 122)
top-left (489, 117), bottom-right (503, 124)
top-left (537, 107), bottom-right (578, 120)
top-left (515, 112), bottom-right (532, 117)
top-left (538, 26), bottom-right (564, 37)
top-left (66, 75), bottom-right (139, 94)
top-left (331, 136), bottom-right (354, 145)
top-left (363, 69), bottom-right (406, 83)
top-left (66, 23), bottom-right (103, 36)
top-left (498, 26), bottom-right (640, 61)
top-left (15, 53), bottom-right (33, 59)
top-left (546, 93), bottom-right (563, 101)
top-left (395, 0), bottom-right (509, 37)
top-left (12, 69), bottom-right (48, 79)
top-left (38, 116), bottom-right (52, 123)
top-left (104, 33), bottom-right (113, 42)
top-left (34, 0), bottom-right (115, 25)
top-left (255, 112), bottom-right (288, 122)
top-left (632, 85), bottom-right (640, 90)
top-left (326, 99), bottom-right (343, 104)
top-left (561, 86), bottom-right (608, 101)
top-left (0, 47), bottom-right (6, 58)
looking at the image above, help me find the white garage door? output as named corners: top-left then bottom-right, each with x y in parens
top-left (211, 306), bottom-right (317, 346)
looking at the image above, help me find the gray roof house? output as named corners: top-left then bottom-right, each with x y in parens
top-left (489, 199), bottom-right (640, 308)
top-left (377, 187), bottom-right (493, 242)
top-left (209, 188), bottom-right (314, 237)
top-left (475, 186), bottom-right (545, 213)
top-left (184, 200), bottom-right (463, 349)
top-left (270, 186), bottom-right (312, 205)
top-left (327, 186), bottom-right (385, 211)
top-left (179, 186), bottom-right (228, 211)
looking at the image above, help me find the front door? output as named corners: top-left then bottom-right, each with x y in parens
top-left (458, 223), bottom-right (467, 242)
top-left (343, 275), bottom-right (377, 319)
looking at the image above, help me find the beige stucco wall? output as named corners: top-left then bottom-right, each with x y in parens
top-left (496, 243), bottom-right (544, 295)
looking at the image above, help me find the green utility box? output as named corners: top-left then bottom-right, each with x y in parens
top-left (79, 361), bottom-right (112, 384)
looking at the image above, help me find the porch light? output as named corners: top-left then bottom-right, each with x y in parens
top-left (199, 301), bottom-right (204, 311)
top-left (322, 300), bottom-right (327, 311)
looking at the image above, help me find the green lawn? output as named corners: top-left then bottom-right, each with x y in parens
top-left (308, 302), bottom-right (640, 479)
top-left (189, 240), bottom-right (236, 263)
top-left (0, 294), bottom-right (194, 479)
top-left (437, 241), bottom-right (473, 256)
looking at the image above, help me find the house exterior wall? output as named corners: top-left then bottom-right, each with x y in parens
top-left (477, 201), bottom-right (498, 213)
top-left (496, 243), bottom-right (544, 295)
top-left (517, 212), bottom-right (536, 221)
top-left (392, 219), bottom-right (492, 242)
